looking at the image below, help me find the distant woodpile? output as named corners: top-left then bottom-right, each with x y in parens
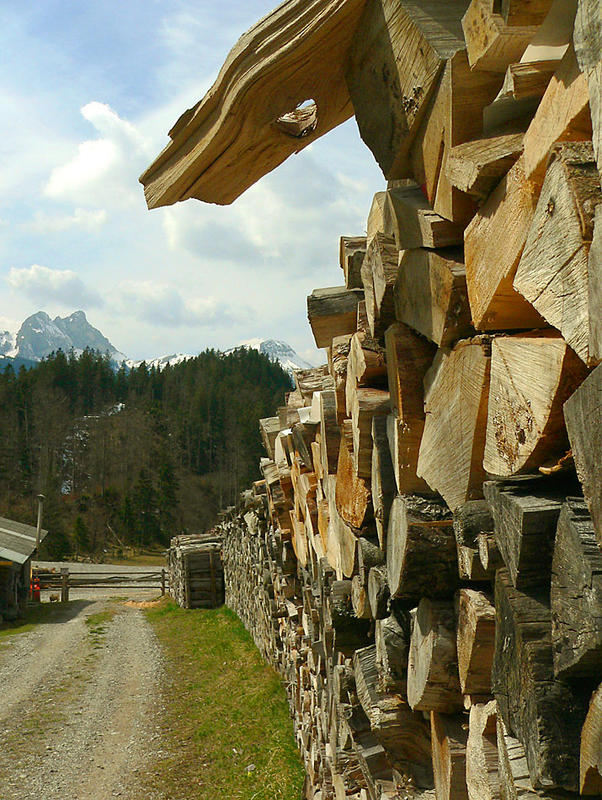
top-left (145, 0), bottom-right (602, 797)
top-left (167, 534), bottom-right (224, 609)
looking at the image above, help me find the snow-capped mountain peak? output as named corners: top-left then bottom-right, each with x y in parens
top-left (227, 338), bottom-right (314, 375)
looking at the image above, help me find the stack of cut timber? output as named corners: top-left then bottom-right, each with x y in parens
top-left (143, 0), bottom-right (602, 797)
top-left (168, 532), bottom-right (224, 609)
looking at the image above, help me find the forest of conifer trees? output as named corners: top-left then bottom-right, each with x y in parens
top-left (0, 347), bottom-right (292, 558)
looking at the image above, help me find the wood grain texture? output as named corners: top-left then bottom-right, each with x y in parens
top-left (456, 589), bottom-right (496, 695)
top-left (140, 0), bottom-right (366, 207)
top-left (581, 683), bottom-right (602, 795)
top-left (447, 132), bottom-right (524, 202)
top-left (462, 0), bottom-right (539, 73)
top-left (384, 183), bottom-right (463, 250)
top-left (308, 286), bottom-right (363, 348)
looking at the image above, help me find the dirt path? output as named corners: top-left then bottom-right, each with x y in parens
top-left (0, 597), bottom-right (165, 800)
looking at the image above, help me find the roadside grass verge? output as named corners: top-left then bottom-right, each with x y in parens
top-left (0, 601), bottom-right (81, 641)
top-left (144, 598), bottom-right (305, 800)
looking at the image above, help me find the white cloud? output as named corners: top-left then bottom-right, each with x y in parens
top-left (7, 264), bottom-right (103, 308)
top-left (116, 280), bottom-right (249, 328)
top-left (44, 102), bottom-right (151, 208)
top-left (26, 208), bottom-right (108, 234)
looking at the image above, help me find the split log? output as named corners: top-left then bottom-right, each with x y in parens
top-left (522, 45), bottom-right (592, 183)
top-left (483, 477), bottom-right (565, 589)
top-left (383, 183), bottom-right (463, 250)
top-left (386, 414), bottom-right (433, 496)
top-left (340, 236), bottom-right (367, 290)
top-left (350, 388), bottom-right (390, 479)
top-left (514, 141), bottom-right (602, 366)
top-left (345, 0), bottom-right (468, 179)
top-left (431, 711), bottom-right (469, 800)
top-left (564, 362), bottom-right (602, 547)
top-left (417, 337), bottom-right (491, 511)
top-left (330, 334), bottom-right (353, 424)
top-left (453, 501), bottom-right (494, 582)
top-left (308, 287), bottom-right (363, 349)
top-left (357, 537), bottom-right (385, 586)
top-left (462, 0), bottom-right (541, 73)
top-left (386, 495), bottom-right (457, 604)
top-left (588, 205), bottom-right (602, 364)
top-left (368, 566), bottom-right (390, 621)
top-left (466, 701), bottom-right (499, 800)
top-left (497, 717), bottom-right (538, 800)
top-left (347, 332), bottom-right (387, 393)
top-left (581, 683), bottom-right (602, 795)
top-left (327, 580), bottom-right (372, 652)
top-left (482, 60), bottom-right (558, 134)
top-left (551, 498), bottom-right (602, 679)
top-left (354, 644), bottom-right (433, 787)
top-left (394, 247), bottom-right (473, 348)
top-left (407, 598), bottom-right (462, 714)
top-left (375, 612), bottom-right (409, 694)
top-left (456, 589), bottom-right (496, 696)
top-left (335, 427), bottom-right (373, 531)
top-left (367, 192), bottom-right (387, 238)
top-left (446, 131), bottom-right (524, 203)
top-left (140, 0), bottom-right (366, 207)
top-left (464, 157), bottom-right (545, 331)
top-left (574, 0), bottom-right (602, 182)
top-left (477, 533), bottom-right (503, 575)
top-left (352, 574), bottom-right (372, 619)
top-left (295, 365), bottom-right (335, 401)
top-left (406, 50), bottom-right (501, 225)
top-left (371, 416), bottom-right (396, 548)
top-left (384, 323), bottom-right (435, 495)
top-left (492, 568), bottom-right (586, 791)
top-left (320, 390), bottom-right (341, 476)
top-left (260, 416), bottom-right (281, 460)
top-left (483, 334), bottom-right (588, 477)
top-left (360, 233), bottom-right (398, 340)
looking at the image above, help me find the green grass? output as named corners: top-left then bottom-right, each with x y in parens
top-left (144, 599), bottom-right (305, 800)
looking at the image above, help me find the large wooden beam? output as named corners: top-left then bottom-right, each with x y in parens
top-left (308, 287), bottom-right (363, 349)
top-left (140, 0), bottom-right (367, 207)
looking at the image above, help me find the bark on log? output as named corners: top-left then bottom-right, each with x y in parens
top-left (483, 477), bottom-right (565, 589)
top-left (514, 141), bottom-right (602, 366)
top-left (492, 568), bottom-right (586, 791)
top-left (140, 0), bottom-right (366, 207)
top-left (386, 494), bottom-right (457, 604)
top-left (456, 589), bottom-right (496, 696)
top-left (483, 334), bottom-right (588, 477)
top-left (407, 598), bottom-right (462, 714)
top-left (394, 248), bottom-right (473, 348)
top-left (564, 362), bottom-right (602, 548)
top-left (551, 498), bottom-right (602, 679)
top-left (417, 337), bottom-right (491, 511)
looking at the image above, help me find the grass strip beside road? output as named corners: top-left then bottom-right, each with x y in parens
top-left (144, 599), bottom-right (305, 800)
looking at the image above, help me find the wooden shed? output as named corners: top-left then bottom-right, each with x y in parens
top-left (0, 516), bottom-right (48, 620)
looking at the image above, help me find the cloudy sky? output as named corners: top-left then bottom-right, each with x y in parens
top-left (0, 1), bottom-right (383, 363)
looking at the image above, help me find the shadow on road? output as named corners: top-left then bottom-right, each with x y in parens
top-left (0, 599), bottom-right (95, 633)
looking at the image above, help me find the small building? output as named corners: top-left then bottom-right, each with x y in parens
top-left (0, 516), bottom-right (48, 620)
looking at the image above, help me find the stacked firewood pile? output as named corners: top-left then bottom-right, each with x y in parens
top-left (168, 533), bottom-right (224, 609)
top-left (143, 0), bottom-right (602, 797)
top-left (219, 3), bottom-right (602, 797)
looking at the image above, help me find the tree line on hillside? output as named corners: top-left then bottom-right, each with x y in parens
top-left (0, 347), bottom-right (292, 558)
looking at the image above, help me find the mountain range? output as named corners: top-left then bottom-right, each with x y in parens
top-left (0, 311), bottom-right (314, 377)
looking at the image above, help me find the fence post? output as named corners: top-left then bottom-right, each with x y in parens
top-left (161, 568), bottom-right (166, 596)
top-left (60, 567), bottom-right (69, 602)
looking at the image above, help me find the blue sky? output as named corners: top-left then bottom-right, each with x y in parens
top-left (0, 1), bottom-right (383, 362)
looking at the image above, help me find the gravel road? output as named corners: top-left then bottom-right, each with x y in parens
top-left (0, 564), bottom-right (167, 800)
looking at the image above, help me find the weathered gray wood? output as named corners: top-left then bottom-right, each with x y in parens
top-left (368, 565), bottom-right (390, 620)
top-left (588, 204), bottom-right (602, 364)
top-left (496, 717), bottom-right (539, 800)
top-left (308, 286), bottom-right (363, 349)
top-left (551, 498), bottom-right (602, 679)
top-left (407, 598), bottom-right (462, 714)
top-left (467, 701), bottom-right (499, 800)
top-left (345, 0), bottom-right (469, 179)
top-left (564, 363), bottom-right (602, 548)
top-left (360, 233), bottom-right (398, 339)
top-left (453, 500), bottom-right (494, 581)
top-left (386, 494), bottom-right (457, 604)
top-left (394, 248), bottom-right (473, 348)
top-left (574, 0), bottom-right (602, 182)
top-left (492, 568), bottom-right (586, 791)
top-left (375, 611), bottom-right (409, 694)
top-left (483, 477), bottom-right (565, 589)
top-left (514, 141), bottom-right (602, 366)
top-left (581, 683), bottom-right (602, 795)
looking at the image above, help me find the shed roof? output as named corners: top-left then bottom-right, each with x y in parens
top-left (0, 517), bottom-right (48, 565)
